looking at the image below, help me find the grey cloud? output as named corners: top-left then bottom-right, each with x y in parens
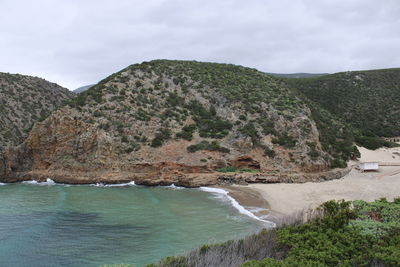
top-left (0, 0), bottom-right (399, 89)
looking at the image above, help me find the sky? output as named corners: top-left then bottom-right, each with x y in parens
top-left (0, 0), bottom-right (399, 90)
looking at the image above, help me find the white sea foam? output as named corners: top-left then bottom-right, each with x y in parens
top-left (164, 184), bottom-right (184, 190)
top-left (22, 180), bottom-right (39, 185)
top-left (247, 206), bottom-right (269, 213)
top-left (199, 187), bottom-right (276, 227)
top-left (0, 182), bottom-right (6, 185)
top-left (22, 178), bottom-right (56, 186)
top-left (45, 178), bottom-right (56, 185)
top-left (92, 181), bottom-right (136, 187)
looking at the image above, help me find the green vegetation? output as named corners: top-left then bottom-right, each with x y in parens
top-left (187, 100), bottom-right (232, 139)
top-left (271, 133), bottom-right (296, 148)
top-left (59, 60), bottom-right (400, 167)
top-left (148, 198), bottom-right (400, 267)
top-left (306, 100), bottom-right (358, 166)
top-left (151, 128), bottom-right (171, 147)
top-left (355, 134), bottom-right (400, 150)
top-left (175, 124), bottom-right (196, 141)
top-left (0, 72), bottom-right (74, 150)
top-left (288, 68), bottom-right (400, 138)
top-left (187, 140), bottom-right (230, 153)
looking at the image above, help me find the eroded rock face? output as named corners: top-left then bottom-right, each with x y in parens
top-left (1, 60), bottom-right (352, 186)
top-left (232, 156), bottom-right (261, 169)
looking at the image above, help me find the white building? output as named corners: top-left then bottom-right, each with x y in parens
top-left (358, 162), bottom-right (379, 172)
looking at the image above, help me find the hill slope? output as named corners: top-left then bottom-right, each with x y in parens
top-left (1, 60), bottom-right (354, 185)
top-left (0, 72), bottom-right (75, 152)
top-left (73, 84), bottom-right (94, 94)
top-left (288, 68), bottom-right (400, 137)
top-left (267, 72), bottom-right (329, 79)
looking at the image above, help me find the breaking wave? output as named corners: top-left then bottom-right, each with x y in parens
top-left (22, 178), bottom-right (56, 185)
top-left (199, 187), bottom-right (276, 227)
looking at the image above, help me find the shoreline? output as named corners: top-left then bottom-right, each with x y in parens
top-left (240, 165), bottom-right (400, 221)
top-left (1, 178), bottom-right (277, 226)
top-left (4, 166), bottom-right (399, 226)
top-left (3, 146), bottom-right (398, 226)
top-left (227, 146), bottom-right (400, 222)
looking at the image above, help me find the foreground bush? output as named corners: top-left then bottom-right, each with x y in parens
top-left (145, 198), bottom-right (400, 267)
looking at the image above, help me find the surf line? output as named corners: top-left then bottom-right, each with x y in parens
top-left (199, 187), bottom-right (276, 227)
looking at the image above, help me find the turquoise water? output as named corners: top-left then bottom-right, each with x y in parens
top-left (0, 182), bottom-right (265, 267)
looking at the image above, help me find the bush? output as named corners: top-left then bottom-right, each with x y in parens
top-left (264, 146), bottom-right (276, 158)
top-left (355, 135), bottom-right (399, 150)
top-left (272, 134), bottom-right (296, 148)
top-left (187, 140), bottom-right (230, 153)
top-left (151, 128), bottom-right (171, 147)
top-left (148, 199), bottom-right (400, 267)
top-left (175, 124), bottom-right (196, 141)
top-left (187, 100), bottom-right (232, 139)
top-left (330, 158), bottom-right (347, 168)
top-left (125, 142), bottom-right (140, 153)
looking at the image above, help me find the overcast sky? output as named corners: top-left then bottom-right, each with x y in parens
top-left (1, 0), bottom-right (399, 90)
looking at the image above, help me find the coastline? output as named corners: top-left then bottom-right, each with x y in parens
top-left (227, 166), bottom-right (400, 223)
top-left (4, 167), bottom-right (399, 227)
top-left (3, 146), bottom-right (398, 227)
top-left (225, 146), bottom-right (400, 223)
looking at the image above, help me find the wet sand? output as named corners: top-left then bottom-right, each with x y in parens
top-left (223, 185), bottom-right (271, 219)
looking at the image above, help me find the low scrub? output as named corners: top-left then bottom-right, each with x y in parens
top-left (146, 198), bottom-right (400, 267)
top-left (355, 135), bottom-right (400, 150)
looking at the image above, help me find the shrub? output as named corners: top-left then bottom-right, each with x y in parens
top-left (355, 135), bottom-right (400, 150)
top-left (151, 128), bottom-right (171, 147)
top-left (272, 134), bottom-right (296, 148)
top-left (125, 142), bottom-right (140, 153)
top-left (264, 146), bottom-right (276, 158)
top-left (176, 124), bottom-right (196, 141)
top-left (330, 158), bottom-right (347, 168)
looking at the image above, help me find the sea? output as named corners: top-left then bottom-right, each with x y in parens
top-left (0, 180), bottom-right (272, 267)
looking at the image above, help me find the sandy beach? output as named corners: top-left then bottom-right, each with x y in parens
top-left (230, 146), bottom-right (400, 223)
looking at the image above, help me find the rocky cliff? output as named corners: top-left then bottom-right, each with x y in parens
top-left (1, 60), bottom-right (356, 185)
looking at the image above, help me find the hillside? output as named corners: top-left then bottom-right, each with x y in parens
top-left (288, 68), bottom-right (400, 137)
top-left (73, 84), bottom-right (94, 94)
top-left (0, 72), bottom-right (75, 152)
top-left (1, 60), bottom-right (355, 185)
top-left (267, 72), bottom-right (329, 79)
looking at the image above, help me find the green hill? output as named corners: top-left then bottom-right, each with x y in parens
top-left (287, 68), bottom-right (400, 137)
top-left (0, 72), bottom-right (75, 152)
top-left (1, 60), bottom-right (355, 184)
top-left (73, 84), bottom-right (94, 94)
top-left (267, 72), bottom-right (329, 78)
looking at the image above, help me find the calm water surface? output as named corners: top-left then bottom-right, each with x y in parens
top-left (0, 182), bottom-right (265, 267)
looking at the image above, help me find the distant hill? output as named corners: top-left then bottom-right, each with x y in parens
top-left (268, 72), bottom-right (329, 78)
top-left (2, 60), bottom-right (356, 184)
top-left (287, 68), bottom-right (400, 137)
top-left (73, 84), bottom-right (94, 94)
top-left (0, 72), bottom-right (75, 151)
